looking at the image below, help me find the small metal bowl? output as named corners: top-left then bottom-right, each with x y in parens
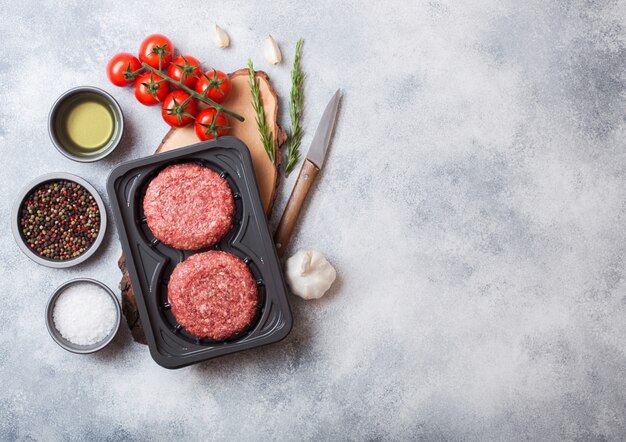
top-left (49, 86), bottom-right (124, 162)
top-left (11, 172), bottom-right (107, 268)
top-left (46, 278), bottom-right (121, 354)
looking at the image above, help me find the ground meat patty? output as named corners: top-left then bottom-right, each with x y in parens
top-left (143, 163), bottom-right (234, 250)
top-left (168, 251), bottom-right (259, 340)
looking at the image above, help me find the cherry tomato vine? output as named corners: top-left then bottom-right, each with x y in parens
top-left (106, 34), bottom-right (242, 141)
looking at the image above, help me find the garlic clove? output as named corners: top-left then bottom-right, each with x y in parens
top-left (214, 24), bottom-right (230, 48)
top-left (300, 250), bottom-right (312, 276)
top-left (285, 250), bottom-right (337, 300)
top-left (264, 34), bottom-right (282, 64)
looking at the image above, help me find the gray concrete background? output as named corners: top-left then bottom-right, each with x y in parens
top-left (1, 0), bottom-right (626, 440)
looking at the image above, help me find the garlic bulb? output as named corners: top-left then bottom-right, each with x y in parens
top-left (285, 250), bottom-right (337, 300)
top-left (264, 34), bottom-right (282, 64)
top-left (214, 25), bottom-right (230, 48)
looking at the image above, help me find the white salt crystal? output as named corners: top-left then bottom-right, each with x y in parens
top-left (52, 282), bottom-right (117, 346)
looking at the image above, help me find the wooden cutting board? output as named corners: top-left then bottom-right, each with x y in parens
top-left (119, 69), bottom-right (287, 344)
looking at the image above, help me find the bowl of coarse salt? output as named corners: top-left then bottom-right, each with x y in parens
top-left (46, 278), bottom-right (121, 354)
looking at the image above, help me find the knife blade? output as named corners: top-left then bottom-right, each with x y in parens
top-left (304, 89), bottom-right (341, 168)
top-left (274, 89), bottom-right (341, 257)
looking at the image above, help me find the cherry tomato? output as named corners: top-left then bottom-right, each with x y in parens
top-left (134, 72), bottom-right (170, 106)
top-left (107, 53), bottom-right (142, 87)
top-left (161, 91), bottom-right (198, 127)
top-left (194, 108), bottom-right (230, 141)
top-left (139, 34), bottom-right (174, 70)
top-left (168, 55), bottom-right (202, 89)
top-left (195, 70), bottom-right (232, 103)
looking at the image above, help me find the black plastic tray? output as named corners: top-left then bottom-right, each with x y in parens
top-left (107, 137), bottom-right (292, 369)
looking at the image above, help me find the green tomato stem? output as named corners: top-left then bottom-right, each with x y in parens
top-left (141, 63), bottom-right (244, 122)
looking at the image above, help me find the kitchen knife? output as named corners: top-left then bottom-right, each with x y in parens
top-left (274, 89), bottom-right (341, 257)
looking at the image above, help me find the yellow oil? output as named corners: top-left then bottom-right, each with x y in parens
top-left (65, 101), bottom-right (113, 149)
top-left (55, 93), bottom-right (115, 155)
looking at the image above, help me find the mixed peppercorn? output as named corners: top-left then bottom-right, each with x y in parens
top-left (19, 180), bottom-right (100, 260)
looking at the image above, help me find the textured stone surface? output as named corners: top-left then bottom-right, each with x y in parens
top-left (1, 0), bottom-right (626, 440)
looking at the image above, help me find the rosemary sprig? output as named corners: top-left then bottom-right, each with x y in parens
top-left (285, 38), bottom-right (305, 175)
top-left (248, 59), bottom-right (275, 164)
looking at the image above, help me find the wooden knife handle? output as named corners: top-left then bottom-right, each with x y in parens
top-left (274, 160), bottom-right (320, 257)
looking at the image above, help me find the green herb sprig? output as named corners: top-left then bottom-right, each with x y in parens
top-left (248, 59), bottom-right (275, 164)
top-left (285, 38), bottom-right (305, 175)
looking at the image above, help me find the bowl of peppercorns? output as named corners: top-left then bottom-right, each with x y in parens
top-left (12, 173), bottom-right (107, 268)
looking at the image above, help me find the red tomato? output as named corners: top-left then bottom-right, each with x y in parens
top-left (195, 70), bottom-right (232, 103)
top-left (107, 53), bottom-right (142, 87)
top-left (168, 55), bottom-right (202, 89)
top-left (139, 34), bottom-right (174, 69)
top-left (161, 91), bottom-right (198, 127)
top-left (134, 72), bottom-right (170, 106)
top-left (194, 108), bottom-right (230, 141)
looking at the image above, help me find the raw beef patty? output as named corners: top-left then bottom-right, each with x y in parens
top-left (143, 163), bottom-right (235, 250)
top-left (168, 251), bottom-right (259, 340)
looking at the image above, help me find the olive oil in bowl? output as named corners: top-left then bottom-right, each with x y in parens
top-left (49, 87), bottom-right (124, 162)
